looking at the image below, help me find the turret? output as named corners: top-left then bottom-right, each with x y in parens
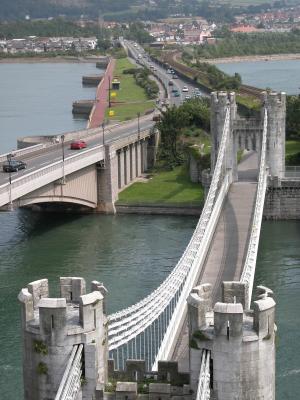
top-left (18, 277), bottom-right (108, 400)
top-left (188, 281), bottom-right (276, 400)
top-left (263, 91), bottom-right (286, 180)
top-left (210, 92), bottom-right (238, 182)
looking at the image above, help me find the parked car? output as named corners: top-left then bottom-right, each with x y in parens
top-left (152, 115), bottom-right (161, 122)
top-left (167, 69), bottom-right (172, 74)
top-left (2, 160), bottom-right (26, 172)
top-left (70, 140), bottom-right (87, 150)
top-left (173, 91), bottom-right (180, 97)
top-left (182, 86), bottom-right (189, 92)
top-left (173, 74), bottom-right (179, 79)
top-left (185, 95), bottom-right (191, 100)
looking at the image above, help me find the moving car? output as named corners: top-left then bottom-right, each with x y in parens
top-left (70, 140), bottom-right (87, 150)
top-left (182, 86), bottom-right (189, 92)
top-left (2, 160), bottom-right (26, 172)
top-left (168, 80), bottom-right (174, 86)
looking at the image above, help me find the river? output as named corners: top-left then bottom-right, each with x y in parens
top-left (216, 59), bottom-right (300, 95)
top-left (0, 61), bottom-right (299, 399)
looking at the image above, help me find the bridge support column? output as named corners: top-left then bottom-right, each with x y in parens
top-left (146, 130), bottom-right (159, 170)
top-left (136, 142), bottom-right (142, 176)
top-left (264, 91), bottom-right (286, 180)
top-left (142, 139), bottom-right (148, 172)
top-left (125, 146), bottom-right (131, 185)
top-left (130, 144), bottom-right (137, 180)
top-left (97, 145), bottom-right (119, 214)
top-left (118, 149), bottom-right (125, 189)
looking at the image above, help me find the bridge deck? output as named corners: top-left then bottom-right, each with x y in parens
top-left (173, 151), bottom-right (258, 371)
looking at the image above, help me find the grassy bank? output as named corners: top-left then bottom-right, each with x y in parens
top-left (286, 140), bottom-right (300, 165)
top-left (107, 58), bottom-right (155, 122)
top-left (117, 166), bottom-right (204, 206)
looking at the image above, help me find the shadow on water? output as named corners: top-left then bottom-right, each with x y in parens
top-left (17, 208), bottom-right (85, 238)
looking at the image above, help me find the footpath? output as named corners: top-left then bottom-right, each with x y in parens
top-left (88, 58), bottom-right (116, 128)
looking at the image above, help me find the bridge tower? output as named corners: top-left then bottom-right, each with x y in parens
top-left (210, 92), bottom-right (238, 182)
top-left (264, 91), bottom-right (286, 180)
top-left (18, 277), bottom-right (108, 400)
top-left (188, 282), bottom-right (276, 400)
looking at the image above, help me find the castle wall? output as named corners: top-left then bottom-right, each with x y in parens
top-left (264, 178), bottom-right (300, 219)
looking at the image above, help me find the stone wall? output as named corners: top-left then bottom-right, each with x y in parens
top-left (264, 178), bottom-right (300, 219)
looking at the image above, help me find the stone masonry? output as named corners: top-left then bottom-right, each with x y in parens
top-left (187, 282), bottom-right (276, 400)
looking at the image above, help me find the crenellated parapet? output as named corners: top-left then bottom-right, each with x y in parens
top-left (18, 277), bottom-right (108, 400)
top-left (108, 359), bottom-right (189, 387)
top-left (188, 281), bottom-right (276, 400)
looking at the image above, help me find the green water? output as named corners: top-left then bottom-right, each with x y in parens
top-left (0, 62), bottom-right (299, 399)
top-left (0, 210), bottom-right (197, 399)
top-left (255, 221), bottom-right (300, 399)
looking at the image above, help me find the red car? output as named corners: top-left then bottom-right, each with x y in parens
top-left (70, 140), bottom-right (87, 150)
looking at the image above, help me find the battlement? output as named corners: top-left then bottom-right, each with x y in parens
top-left (188, 281), bottom-right (276, 399)
top-left (263, 90), bottom-right (286, 107)
top-left (211, 91), bottom-right (236, 108)
top-left (18, 277), bottom-right (108, 400)
top-left (18, 277), bottom-right (107, 336)
top-left (108, 359), bottom-right (189, 387)
top-left (188, 281), bottom-right (275, 340)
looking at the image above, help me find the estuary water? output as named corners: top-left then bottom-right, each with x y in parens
top-left (0, 62), bottom-right (299, 399)
top-left (217, 59), bottom-right (300, 95)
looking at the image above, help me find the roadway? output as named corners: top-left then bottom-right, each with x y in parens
top-left (0, 43), bottom-right (201, 189)
top-left (0, 115), bottom-right (154, 187)
top-left (124, 40), bottom-right (205, 105)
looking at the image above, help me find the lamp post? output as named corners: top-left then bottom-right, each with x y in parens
top-left (61, 134), bottom-right (65, 183)
top-left (101, 122), bottom-right (105, 146)
top-left (137, 112), bottom-right (141, 140)
top-left (108, 76), bottom-right (111, 108)
top-left (7, 153), bottom-right (13, 207)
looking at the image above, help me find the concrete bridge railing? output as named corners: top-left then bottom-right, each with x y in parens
top-left (0, 145), bottom-right (105, 207)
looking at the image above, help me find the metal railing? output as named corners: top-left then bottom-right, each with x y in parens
top-left (196, 350), bottom-right (211, 400)
top-left (107, 108), bottom-right (231, 370)
top-left (240, 109), bottom-right (268, 309)
top-left (55, 344), bottom-right (83, 400)
top-left (285, 166), bottom-right (300, 178)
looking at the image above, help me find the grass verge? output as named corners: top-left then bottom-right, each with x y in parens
top-left (117, 166), bottom-right (204, 206)
top-left (107, 58), bottom-right (155, 121)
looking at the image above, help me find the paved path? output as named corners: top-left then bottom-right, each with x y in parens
top-left (88, 58), bottom-right (116, 129)
top-left (173, 151), bottom-right (258, 371)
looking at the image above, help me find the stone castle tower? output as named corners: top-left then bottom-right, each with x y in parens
top-left (18, 277), bottom-right (108, 400)
top-left (188, 282), bottom-right (276, 400)
top-left (210, 91), bottom-right (286, 182)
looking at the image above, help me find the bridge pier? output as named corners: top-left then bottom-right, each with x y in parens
top-left (97, 146), bottom-right (119, 214)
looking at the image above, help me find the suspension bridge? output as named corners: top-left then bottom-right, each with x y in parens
top-left (19, 90), bottom-right (284, 400)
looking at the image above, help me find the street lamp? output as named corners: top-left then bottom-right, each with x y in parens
top-left (108, 76), bottom-right (111, 108)
top-left (137, 112), bottom-right (141, 140)
top-left (7, 153), bottom-right (13, 207)
top-left (61, 134), bottom-right (65, 183)
top-left (101, 122), bottom-right (105, 146)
